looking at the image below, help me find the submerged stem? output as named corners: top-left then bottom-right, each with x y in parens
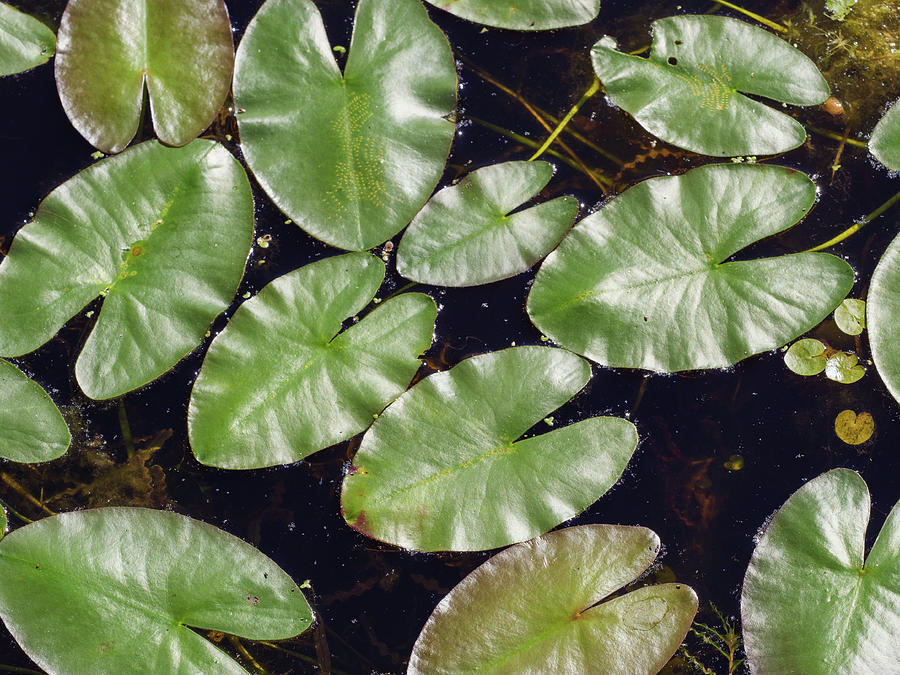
top-left (529, 78), bottom-right (601, 162)
top-left (709, 0), bottom-right (787, 32)
top-left (807, 124), bottom-right (868, 149)
top-left (806, 188), bottom-right (900, 252)
top-left (229, 636), bottom-right (268, 675)
top-left (118, 399), bottom-right (135, 459)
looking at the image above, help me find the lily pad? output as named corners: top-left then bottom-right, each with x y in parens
top-left (397, 161), bottom-right (578, 286)
top-left (869, 99), bottom-right (900, 171)
top-left (834, 410), bottom-right (874, 445)
top-left (526, 163), bottom-right (854, 372)
top-left (408, 525), bottom-right (698, 673)
top-left (825, 352), bottom-right (865, 384)
top-left (591, 15), bottom-right (830, 156)
top-left (234, 0), bottom-right (457, 251)
top-left (341, 346), bottom-right (638, 552)
top-left (741, 469), bottom-right (900, 673)
top-left (55, 0), bottom-right (234, 154)
top-left (189, 253), bottom-right (436, 469)
top-left (0, 140), bottom-right (254, 400)
top-left (0, 359), bottom-right (70, 463)
top-left (0, 507), bottom-right (312, 674)
top-left (423, 0), bottom-right (601, 31)
top-left (834, 298), bottom-right (866, 336)
top-left (869, 231), bottom-right (900, 404)
top-left (784, 338), bottom-right (828, 376)
top-left (0, 2), bottom-right (55, 76)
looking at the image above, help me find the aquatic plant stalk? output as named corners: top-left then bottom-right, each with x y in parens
top-left (806, 188), bottom-right (900, 252)
top-left (529, 78), bottom-right (601, 162)
top-left (807, 124), bottom-right (868, 149)
top-left (709, 0), bottom-right (787, 32)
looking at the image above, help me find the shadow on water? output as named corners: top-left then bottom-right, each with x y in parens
top-left (1, 0), bottom-right (898, 672)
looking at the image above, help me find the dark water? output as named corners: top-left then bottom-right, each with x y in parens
top-left (1, 0), bottom-right (899, 672)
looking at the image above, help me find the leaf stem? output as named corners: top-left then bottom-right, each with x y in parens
top-left (709, 0), bottom-right (787, 32)
top-left (0, 665), bottom-right (44, 674)
top-left (0, 497), bottom-right (33, 525)
top-left (805, 187), bottom-right (900, 252)
top-left (118, 399), bottom-right (135, 459)
top-left (0, 473), bottom-right (54, 517)
top-left (529, 77), bottom-right (601, 162)
top-left (229, 636), bottom-right (268, 675)
top-left (807, 124), bottom-right (868, 149)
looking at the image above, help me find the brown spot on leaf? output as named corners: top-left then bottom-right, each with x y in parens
top-left (246, 594), bottom-right (260, 606)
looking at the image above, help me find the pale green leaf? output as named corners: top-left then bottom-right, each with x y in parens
top-left (871, 100), bottom-right (900, 171)
top-left (868, 231), bottom-right (900, 404)
top-left (834, 298), bottom-right (865, 336)
top-left (784, 338), bottom-right (827, 376)
top-left (825, 352), bottom-right (865, 384)
top-left (0, 2), bottom-right (55, 76)
top-left (423, 0), bottom-right (601, 31)
top-left (0, 359), bottom-right (70, 463)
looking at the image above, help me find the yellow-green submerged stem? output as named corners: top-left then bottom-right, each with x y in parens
top-left (709, 0), bottom-right (787, 32)
top-left (806, 188), bottom-right (900, 252)
top-left (529, 78), bottom-right (601, 162)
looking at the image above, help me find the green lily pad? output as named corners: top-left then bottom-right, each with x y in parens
top-left (825, 352), bottom-right (865, 384)
top-left (869, 99), bottom-right (900, 171)
top-left (0, 359), bottom-right (70, 463)
top-left (741, 469), bottom-right (900, 673)
top-left (423, 0), bottom-right (601, 31)
top-left (234, 0), bottom-right (457, 251)
top-left (396, 161), bottom-right (578, 287)
top-left (189, 253), bottom-right (436, 470)
top-left (0, 507), bottom-right (312, 674)
top-left (526, 164), bottom-right (854, 372)
top-left (784, 338), bottom-right (828, 376)
top-left (409, 525), bottom-right (698, 673)
top-left (591, 15), bottom-right (830, 156)
top-left (834, 298), bottom-right (865, 335)
top-left (341, 346), bottom-right (638, 552)
top-left (869, 231), bottom-right (900, 404)
top-left (0, 140), bottom-right (254, 400)
top-left (55, 0), bottom-right (234, 153)
top-left (0, 2), bottom-right (55, 76)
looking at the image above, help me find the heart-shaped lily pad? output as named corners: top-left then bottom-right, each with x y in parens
top-left (741, 468), bottom-right (899, 673)
top-left (0, 140), bottom-right (254, 400)
top-left (526, 163), bottom-right (854, 372)
top-left (0, 507), bottom-right (312, 674)
top-left (784, 338), bottom-right (828, 376)
top-left (0, 2), bottom-right (55, 76)
top-left (825, 352), bottom-right (865, 384)
top-left (55, 0), bottom-right (234, 153)
top-left (396, 161), bottom-right (577, 286)
top-left (869, 99), bottom-right (900, 171)
top-left (834, 410), bottom-right (874, 445)
top-left (591, 15), bottom-right (830, 156)
top-left (869, 230), bottom-right (900, 404)
top-left (423, 0), bottom-right (601, 31)
top-left (408, 525), bottom-right (698, 674)
top-left (834, 298), bottom-right (866, 336)
top-left (0, 359), bottom-right (70, 463)
top-left (341, 346), bottom-right (638, 552)
top-left (189, 253), bottom-right (436, 469)
top-left (234, 0), bottom-right (457, 251)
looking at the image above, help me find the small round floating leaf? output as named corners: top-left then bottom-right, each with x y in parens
top-left (423, 0), bottom-right (601, 31)
top-left (834, 298), bottom-right (865, 336)
top-left (408, 525), bottom-right (698, 674)
top-left (397, 161), bottom-right (578, 286)
top-left (0, 140), bottom-right (254, 400)
top-left (0, 3), bottom-right (55, 76)
top-left (784, 338), bottom-right (828, 376)
top-left (591, 15), bottom-right (830, 156)
top-left (0, 508), bottom-right (312, 674)
top-left (825, 352), bottom-right (865, 384)
top-left (741, 469), bottom-right (900, 673)
top-left (869, 230), bottom-right (900, 404)
top-left (0, 359), bottom-right (70, 463)
top-left (869, 99), bottom-right (900, 171)
top-left (341, 346), bottom-right (638, 552)
top-left (527, 164), bottom-right (854, 372)
top-left (234, 0), bottom-right (457, 251)
top-left (189, 253), bottom-right (436, 470)
top-left (834, 410), bottom-right (874, 445)
top-left (55, 0), bottom-right (234, 153)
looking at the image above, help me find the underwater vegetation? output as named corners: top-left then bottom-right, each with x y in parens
top-left (0, 0), bottom-right (898, 672)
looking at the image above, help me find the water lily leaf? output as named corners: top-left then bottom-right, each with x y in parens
top-left (341, 346), bottom-right (638, 552)
top-left (0, 359), bottom-right (70, 464)
top-left (423, 0), bottom-right (601, 31)
top-left (825, 352), bottom-right (865, 384)
top-left (784, 338), bottom-right (828, 376)
top-left (591, 16), bottom-right (830, 156)
top-left (869, 231), bottom-right (900, 404)
top-left (0, 507), bottom-right (312, 674)
top-left (834, 410), bottom-right (874, 445)
top-left (0, 3), bottom-right (55, 76)
top-left (55, 0), bottom-right (234, 154)
top-left (0, 140), bottom-right (254, 400)
top-left (826, 0), bottom-right (857, 21)
top-left (189, 253), bottom-right (436, 469)
top-left (234, 0), bottom-right (457, 251)
top-left (834, 298), bottom-right (865, 335)
top-left (397, 161), bottom-right (578, 286)
top-left (741, 469), bottom-right (900, 673)
top-left (869, 99), bottom-right (900, 171)
top-left (527, 164), bottom-right (854, 372)
top-left (408, 525), bottom-right (698, 673)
